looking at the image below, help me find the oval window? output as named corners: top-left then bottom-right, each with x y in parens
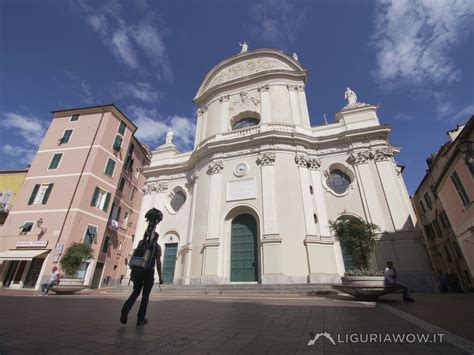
top-left (232, 117), bottom-right (259, 130)
top-left (170, 191), bottom-right (186, 212)
top-left (327, 169), bottom-right (351, 194)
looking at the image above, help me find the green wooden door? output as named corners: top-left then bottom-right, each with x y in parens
top-left (162, 243), bottom-right (178, 284)
top-left (231, 214), bottom-right (258, 282)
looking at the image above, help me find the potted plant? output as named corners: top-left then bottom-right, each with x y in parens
top-left (329, 215), bottom-right (384, 286)
top-left (55, 243), bottom-right (93, 294)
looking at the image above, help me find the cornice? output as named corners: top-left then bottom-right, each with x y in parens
top-left (143, 124), bottom-right (392, 177)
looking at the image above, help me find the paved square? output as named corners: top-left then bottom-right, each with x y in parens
top-left (0, 293), bottom-right (470, 354)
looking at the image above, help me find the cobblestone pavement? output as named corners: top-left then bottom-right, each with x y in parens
top-left (0, 292), bottom-right (471, 354)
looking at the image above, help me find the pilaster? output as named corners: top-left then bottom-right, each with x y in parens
top-left (287, 85), bottom-right (303, 126)
top-left (258, 85), bottom-right (271, 124)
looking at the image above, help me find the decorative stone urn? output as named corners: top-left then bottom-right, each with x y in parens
top-left (51, 278), bottom-right (88, 295)
top-left (341, 276), bottom-right (385, 286)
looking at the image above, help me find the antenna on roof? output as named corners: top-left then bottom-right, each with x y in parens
top-left (323, 113), bottom-right (328, 125)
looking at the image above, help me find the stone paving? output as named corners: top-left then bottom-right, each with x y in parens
top-left (0, 292), bottom-right (471, 354)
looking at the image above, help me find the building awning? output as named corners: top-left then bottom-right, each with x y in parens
top-left (0, 249), bottom-right (49, 261)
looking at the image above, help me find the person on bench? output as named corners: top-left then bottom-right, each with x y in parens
top-left (384, 261), bottom-right (414, 302)
top-left (40, 266), bottom-right (60, 296)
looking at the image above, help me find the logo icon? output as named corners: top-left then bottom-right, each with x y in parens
top-left (307, 331), bottom-right (336, 346)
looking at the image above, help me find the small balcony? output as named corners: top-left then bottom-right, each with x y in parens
top-left (0, 203), bottom-right (12, 213)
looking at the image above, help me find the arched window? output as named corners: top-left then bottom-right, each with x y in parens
top-left (327, 169), bottom-right (351, 194)
top-left (170, 191), bottom-right (186, 212)
top-left (232, 117), bottom-right (260, 130)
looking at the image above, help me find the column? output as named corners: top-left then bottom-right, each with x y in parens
top-left (194, 110), bottom-right (203, 149)
top-left (182, 171), bottom-right (199, 284)
top-left (297, 85), bottom-right (311, 127)
top-left (288, 85), bottom-right (303, 126)
top-left (349, 150), bottom-right (393, 232)
top-left (219, 95), bottom-right (230, 132)
top-left (373, 148), bottom-right (414, 231)
top-left (307, 157), bottom-right (330, 237)
top-left (201, 160), bottom-right (223, 283)
top-left (295, 154), bottom-right (317, 238)
top-left (258, 85), bottom-right (271, 124)
top-left (257, 152), bottom-right (283, 283)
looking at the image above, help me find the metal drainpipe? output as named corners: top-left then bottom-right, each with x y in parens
top-left (53, 109), bottom-right (106, 256)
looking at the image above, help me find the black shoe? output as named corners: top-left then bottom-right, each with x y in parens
top-left (137, 318), bottom-right (148, 326)
top-left (403, 297), bottom-right (415, 302)
top-left (120, 310), bottom-right (128, 324)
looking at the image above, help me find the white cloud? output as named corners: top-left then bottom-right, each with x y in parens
top-left (114, 82), bottom-right (161, 103)
top-left (0, 112), bottom-right (46, 146)
top-left (0, 144), bottom-right (36, 165)
top-left (373, 0), bottom-right (474, 88)
top-left (111, 30), bottom-right (139, 69)
top-left (127, 105), bottom-right (195, 150)
top-left (72, 0), bottom-right (173, 80)
top-left (249, 0), bottom-right (305, 44)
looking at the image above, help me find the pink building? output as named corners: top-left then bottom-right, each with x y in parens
top-left (0, 104), bottom-right (150, 290)
top-left (412, 116), bottom-right (474, 291)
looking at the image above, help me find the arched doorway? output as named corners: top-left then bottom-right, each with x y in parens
top-left (231, 214), bottom-right (258, 282)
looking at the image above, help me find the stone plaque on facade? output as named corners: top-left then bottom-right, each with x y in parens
top-left (226, 178), bottom-right (257, 201)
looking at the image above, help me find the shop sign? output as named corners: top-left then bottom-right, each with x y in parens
top-left (16, 241), bottom-right (48, 248)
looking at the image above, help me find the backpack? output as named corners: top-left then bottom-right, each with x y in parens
top-left (129, 239), bottom-right (156, 271)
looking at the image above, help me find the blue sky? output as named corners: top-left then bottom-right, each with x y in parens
top-left (0, 0), bottom-right (473, 193)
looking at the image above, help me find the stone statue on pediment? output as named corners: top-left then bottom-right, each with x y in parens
top-left (344, 87), bottom-right (358, 106)
top-left (239, 41), bottom-right (248, 53)
top-left (166, 128), bottom-right (174, 144)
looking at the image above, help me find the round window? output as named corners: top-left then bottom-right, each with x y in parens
top-left (327, 169), bottom-right (351, 194)
top-left (170, 191), bottom-right (186, 212)
top-left (232, 117), bottom-right (259, 130)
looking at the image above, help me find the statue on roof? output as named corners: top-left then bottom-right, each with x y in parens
top-left (239, 41), bottom-right (248, 53)
top-left (166, 128), bottom-right (174, 144)
top-left (292, 53), bottom-right (299, 61)
top-left (344, 87), bottom-right (358, 106)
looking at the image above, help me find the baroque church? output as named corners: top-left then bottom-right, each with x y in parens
top-left (131, 47), bottom-right (433, 290)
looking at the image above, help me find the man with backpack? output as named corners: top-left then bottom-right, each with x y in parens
top-left (120, 208), bottom-right (164, 326)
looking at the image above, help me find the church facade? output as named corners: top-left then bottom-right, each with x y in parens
top-left (131, 48), bottom-right (433, 290)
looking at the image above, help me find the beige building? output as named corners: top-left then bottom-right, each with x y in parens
top-left (130, 48), bottom-right (433, 290)
top-left (413, 117), bottom-right (473, 290)
top-left (0, 104), bottom-right (150, 290)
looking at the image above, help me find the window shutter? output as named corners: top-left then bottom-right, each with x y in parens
top-left (117, 206), bottom-right (122, 221)
top-left (42, 183), bottom-right (54, 204)
top-left (113, 135), bottom-right (122, 151)
top-left (49, 153), bottom-right (62, 169)
top-left (103, 192), bottom-right (111, 212)
top-left (118, 121), bottom-right (126, 135)
top-left (91, 187), bottom-right (99, 206)
top-left (28, 184), bottom-right (40, 205)
top-left (63, 130), bottom-right (72, 143)
top-left (106, 159), bottom-right (116, 176)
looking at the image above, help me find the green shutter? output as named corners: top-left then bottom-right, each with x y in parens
top-left (103, 192), bottom-right (111, 212)
top-left (118, 121), bottom-right (126, 135)
top-left (91, 187), bottom-right (99, 206)
top-left (117, 206), bottom-right (122, 221)
top-left (28, 184), bottom-right (40, 205)
top-left (42, 184), bottom-right (53, 204)
top-left (49, 153), bottom-right (62, 169)
top-left (119, 177), bottom-right (125, 192)
top-left (62, 130), bottom-right (72, 144)
top-left (113, 135), bottom-right (122, 151)
top-left (105, 159), bottom-right (116, 176)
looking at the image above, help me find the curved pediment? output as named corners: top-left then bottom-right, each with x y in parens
top-left (194, 49), bottom-right (306, 103)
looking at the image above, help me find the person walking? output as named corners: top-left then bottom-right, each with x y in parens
top-left (40, 266), bottom-right (60, 296)
top-left (384, 261), bottom-right (414, 302)
top-left (120, 232), bottom-right (163, 325)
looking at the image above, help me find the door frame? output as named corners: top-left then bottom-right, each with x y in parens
top-left (224, 205), bottom-right (262, 284)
